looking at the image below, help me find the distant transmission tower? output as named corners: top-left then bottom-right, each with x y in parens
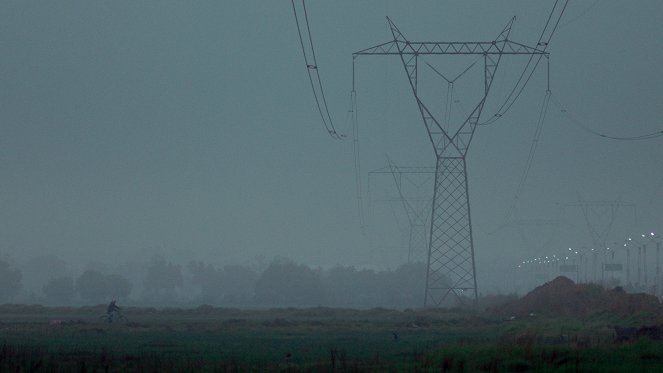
top-left (354, 7), bottom-right (565, 306)
top-left (563, 200), bottom-right (636, 251)
top-left (369, 162), bottom-right (434, 264)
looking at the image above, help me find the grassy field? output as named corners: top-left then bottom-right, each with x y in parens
top-left (1, 305), bottom-right (662, 371)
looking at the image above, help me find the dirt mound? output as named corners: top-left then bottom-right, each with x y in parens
top-left (496, 276), bottom-right (661, 317)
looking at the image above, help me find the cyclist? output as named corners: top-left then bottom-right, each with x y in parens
top-left (106, 299), bottom-right (122, 323)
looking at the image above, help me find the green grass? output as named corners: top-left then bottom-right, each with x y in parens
top-left (0, 305), bottom-right (662, 371)
top-left (425, 340), bottom-right (663, 372)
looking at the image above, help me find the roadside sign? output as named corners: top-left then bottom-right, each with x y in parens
top-left (603, 263), bottom-right (623, 272)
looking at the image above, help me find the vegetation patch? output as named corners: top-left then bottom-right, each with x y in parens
top-left (0, 303), bottom-right (663, 371)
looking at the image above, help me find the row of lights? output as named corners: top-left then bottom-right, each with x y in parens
top-left (517, 254), bottom-right (564, 268)
top-left (624, 232), bottom-right (659, 248)
top-left (516, 231), bottom-right (659, 269)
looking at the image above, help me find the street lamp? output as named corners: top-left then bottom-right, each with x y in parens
top-left (601, 245), bottom-right (618, 287)
top-left (591, 247), bottom-right (599, 283)
top-left (642, 234), bottom-right (649, 287)
top-left (642, 232), bottom-right (662, 297)
top-left (628, 236), bottom-right (647, 290)
top-left (623, 240), bottom-right (633, 286)
top-left (569, 247), bottom-right (587, 283)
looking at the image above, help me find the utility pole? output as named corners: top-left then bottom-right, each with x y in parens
top-left (639, 232), bottom-right (660, 294)
top-left (626, 244), bottom-right (631, 285)
top-left (644, 243), bottom-right (648, 287)
top-left (354, 15), bottom-right (555, 306)
top-left (656, 241), bottom-right (660, 296)
top-left (627, 236), bottom-right (648, 290)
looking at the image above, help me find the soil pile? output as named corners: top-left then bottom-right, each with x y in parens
top-left (497, 276), bottom-right (661, 317)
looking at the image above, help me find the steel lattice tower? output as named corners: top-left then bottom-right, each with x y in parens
top-left (563, 200), bottom-right (636, 252)
top-left (368, 165), bottom-right (434, 264)
top-left (354, 18), bottom-right (550, 306)
top-left (384, 162), bottom-right (434, 264)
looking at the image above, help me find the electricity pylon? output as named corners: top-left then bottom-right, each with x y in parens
top-left (563, 200), bottom-right (636, 252)
top-left (368, 164), bottom-right (434, 264)
top-left (386, 160), bottom-right (434, 264)
top-left (386, 160), bottom-right (431, 264)
top-left (563, 199), bottom-right (636, 283)
top-left (354, 18), bottom-right (551, 306)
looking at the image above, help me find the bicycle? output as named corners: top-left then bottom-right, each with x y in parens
top-left (99, 311), bottom-right (128, 324)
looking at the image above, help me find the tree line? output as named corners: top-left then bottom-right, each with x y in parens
top-left (0, 256), bottom-right (434, 308)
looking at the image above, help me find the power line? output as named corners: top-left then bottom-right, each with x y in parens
top-left (550, 93), bottom-right (663, 141)
top-left (341, 86), bottom-right (364, 229)
top-left (291, 0), bottom-right (343, 140)
top-left (350, 61), bottom-right (365, 228)
top-left (480, 0), bottom-right (568, 126)
top-left (502, 89), bottom-right (552, 225)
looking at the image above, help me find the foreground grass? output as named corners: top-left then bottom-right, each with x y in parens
top-left (0, 305), bottom-right (662, 371)
top-left (422, 340), bottom-right (663, 372)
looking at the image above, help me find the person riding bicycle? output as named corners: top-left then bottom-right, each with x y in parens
top-left (106, 299), bottom-right (122, 323)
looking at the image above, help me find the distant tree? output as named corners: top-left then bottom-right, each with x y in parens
top-left (76, 270), bottom-right (109, 303)
top-left (323, 265), bottom-right (384, 306)
top-left (106, 274), bottom-right (132, 299)
top-left (254, 259), bottom-right (324, 306)
top-left (218, 264), bottom-right (257, 304)
top-left (188, 261), bottom-right (221, 302)
top-left (188, 262), bottom-right (258, 304)
top-left (321, 263), bottom-right (433, 307)
top-left (21, 255), bottom-right (69, 295)
top-left (388, 262), bottom-right (428, 306)
top-left (42, 276), bottom-right (75, 304)
top-left (76, 270), bottom-right (132, 303)
top-left (323, 265), bottom-right (361, 306)
top-left (143, 255), bottom-right (183, 301)
top-left (0, 260), bottom-right (22, 302)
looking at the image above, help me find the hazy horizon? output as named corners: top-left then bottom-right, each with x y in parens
top-left (2, 1), bottom-right (662, 299)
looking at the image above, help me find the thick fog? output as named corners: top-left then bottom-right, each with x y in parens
top-left (1, 1), bottom-right (662, 305)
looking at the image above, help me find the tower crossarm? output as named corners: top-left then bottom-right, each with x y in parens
top-left (353, 40), bottom-right (547, 57)
top-left (353, 17), bottom-right (529, 158)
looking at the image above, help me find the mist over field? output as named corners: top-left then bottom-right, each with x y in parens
top-left (1, 1), bottom-right (662, 308)
top-left (3, 2), bottom-right (663, 371)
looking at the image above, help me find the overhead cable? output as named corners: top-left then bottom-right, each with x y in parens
top-left (481, 0), bottom-right (568, 126)
top-left (550, 93), bottom-right (663, 141)
top-left (502, 89), bottom-right (552, 227)
top-left (350, 60), bottom-right (365, 228)
top-left (291, 0), bottom-right (343, 139)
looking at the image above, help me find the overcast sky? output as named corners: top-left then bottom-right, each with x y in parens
top-left (1, 1), bottom-right (662, 293)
